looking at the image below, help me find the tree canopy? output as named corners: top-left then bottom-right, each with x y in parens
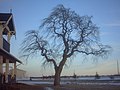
top-left (21, 4), bottom-right (112, 86)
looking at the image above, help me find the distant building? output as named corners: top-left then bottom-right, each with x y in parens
top-left (9, 68), bottom-right (26, 79)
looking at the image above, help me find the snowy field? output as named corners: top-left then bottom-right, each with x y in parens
top-left (16, 76), bottom-right (120, 90)
top-left (17, 76), bottom-right (120, 86)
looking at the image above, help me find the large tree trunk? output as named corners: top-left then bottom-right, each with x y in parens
top-left (54, 56), bottom-right (67, 86)
top-left (54, 68), bottom-right (61, 86)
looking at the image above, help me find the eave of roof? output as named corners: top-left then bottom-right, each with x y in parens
top-left (0, 13), bottom-right (16, 35)
top-left (0, 48), bottom-right (22, 63)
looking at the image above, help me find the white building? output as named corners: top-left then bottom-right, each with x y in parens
top-left (0, 13), bottom-right (22, 83)
top-left (9, 68), bottom-right (26, 79)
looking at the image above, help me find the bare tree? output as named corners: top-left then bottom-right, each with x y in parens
top-left (21, 4), bottom-right (111, 86)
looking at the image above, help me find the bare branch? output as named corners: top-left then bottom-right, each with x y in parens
top-left (21, 4), bottom-right (112, 86)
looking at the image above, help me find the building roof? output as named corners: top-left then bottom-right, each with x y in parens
top-left (0, 13), bottom-right (16, 35)
top-left (0, 48), bottom-right (22, 63)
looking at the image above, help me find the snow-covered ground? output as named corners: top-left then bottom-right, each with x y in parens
top-left (18, 80), bottom-right (53, 85)
top-left (17, 76), bottom-right (120, 81)
top-left (18, 80), bottom-right (120, 86)
top-left (60, 76), bottom-right (120, 81)
top-left (17, 76), bottom-right (120, 86)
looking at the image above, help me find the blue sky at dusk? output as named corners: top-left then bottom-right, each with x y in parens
top-left (0, 0), bottom-right (120, 76)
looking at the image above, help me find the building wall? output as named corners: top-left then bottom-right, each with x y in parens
top-left (10, 69), bottom-right (26, 79)
top-left (16, 69), bottom-right (26, 79)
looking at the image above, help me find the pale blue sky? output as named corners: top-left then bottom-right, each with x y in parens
top-left (0, 0), bottom-right (120, 76)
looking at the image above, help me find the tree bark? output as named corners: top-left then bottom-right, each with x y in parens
top-left (54, 60), bottom-right (66, 86)
top-left (54, 68), bottom-right (61, 86)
